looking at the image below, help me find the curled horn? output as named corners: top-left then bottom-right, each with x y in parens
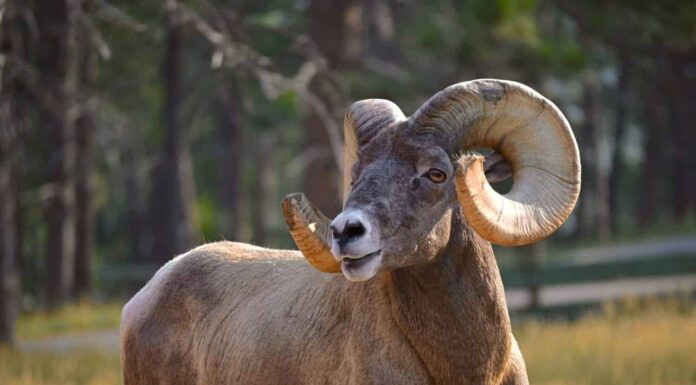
top-left (411, 79), bottom-right (581, 246)
top-left (283, 99), bottom-right (405, 272)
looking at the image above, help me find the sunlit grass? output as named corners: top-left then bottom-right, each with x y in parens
top-left (17, 302), bottom-right (123, 340)
top-left (2, 302), bottom-right (124, 385)
top-left (1, 297), bottom-right (695, 384)
top-left (0, 347), bottom-right (121, 385)
top-left (517, 296), bottom-right (696, 385)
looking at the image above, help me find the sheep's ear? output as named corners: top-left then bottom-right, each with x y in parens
top-left (343, 100), bottom-right (406, 204)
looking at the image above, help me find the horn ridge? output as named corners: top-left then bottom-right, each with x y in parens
top-left (412, 79), bottom-right (581, 246)
top-left (343, 99), bottom-right (405, 205)
top-left (282, 193), bottom-right (340, 273)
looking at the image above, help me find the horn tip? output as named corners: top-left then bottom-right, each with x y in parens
top-left (281, 193), bottom-right (306, 229)
top-left (282, 192), bottom-right (305, 205)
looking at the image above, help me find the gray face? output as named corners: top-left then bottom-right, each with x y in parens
top-left (330, 125), bottom-right (457, 281)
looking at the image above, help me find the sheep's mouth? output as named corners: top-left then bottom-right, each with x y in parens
top-left (342, 250), bottom-right (381, 266)
top-left (341, 249), bottom-right (384, 282)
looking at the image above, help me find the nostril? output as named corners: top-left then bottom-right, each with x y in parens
top-left (331, 212), bottom-right (369, 247)
top-left (343, 221), bottom-right (366, 239)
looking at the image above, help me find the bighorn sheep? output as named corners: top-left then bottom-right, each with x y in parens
top-left (120, 79), bottom-right (580, 384)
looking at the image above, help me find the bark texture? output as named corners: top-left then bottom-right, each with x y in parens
top-left (73, 0), bottom-right (98, 299)
top-left (34, 0), bottom-right (79, 309)
top-left (217, 86), bottom-right (241, 241)
top-left (150, 2), bottom-right (199, 264)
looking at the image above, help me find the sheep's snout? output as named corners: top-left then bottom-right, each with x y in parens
top-left (330, 210), bottom-right (383, 281)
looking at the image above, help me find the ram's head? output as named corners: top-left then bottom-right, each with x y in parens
top-left (283, 79), bottom-right (580, 281)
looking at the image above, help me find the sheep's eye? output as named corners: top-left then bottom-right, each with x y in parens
top-left (425, 168), bottom-right (447, 183)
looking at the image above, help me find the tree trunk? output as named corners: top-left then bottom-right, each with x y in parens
top-left (302, 87), bottom-right (342, 218)
top-left (34, 0), bottom-right (79, 309)
top-left (0, 0), bottom-right (27, 343)
top-left (0, 109), bottom-right (19, 346)
top-left (366, 0), bottom-right (398, 61)
top-left (582, 75), bottom-right (611, 242)
top-left (573, 96), bottom-right (592, 238)
top-left (126, 156), bottom-right (149, 263)
top-left (252, 133), bottom-right (276, 245)
top-left (667, 56), bottom-right (690, 221)
top-left (688, 56), bottom-right (696, 219)
top-left (150, 1), bottom-right (198, 264)
top-left (73, 0), bottom-right (97, 299)
top-left (0, 75), bottom-right (19, 346)
top-left (638, 69), bottom-right (661, 228)
top-left (217, 85), bottom-right (241, 241)
top-left (608, 54), bottom-right (630, 233)
top-left (304, 0), bottom-right (364, 218)
top-left (309, 0), bottom-right (363, 70)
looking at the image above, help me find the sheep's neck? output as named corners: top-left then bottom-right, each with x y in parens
top-left (384, 215), bottom-right (512, 384)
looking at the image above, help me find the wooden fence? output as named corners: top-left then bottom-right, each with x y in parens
top-left (502, 253), bottom-right (696, 318)
top-left (96, 252), bottom-right (696, 317)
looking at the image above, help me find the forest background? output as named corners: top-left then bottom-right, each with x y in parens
top-left (0, 0), bottom-right (695, 347)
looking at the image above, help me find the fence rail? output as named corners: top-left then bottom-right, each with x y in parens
top-left (96, 253), bottom-right (696, 315)
top-left (501, 253), bottom-right (696, 289)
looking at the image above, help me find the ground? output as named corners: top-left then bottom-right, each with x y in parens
top-left (1, 298), bottom-right (695, 385)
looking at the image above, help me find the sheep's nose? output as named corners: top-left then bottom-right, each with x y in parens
top-left (330, 212), bottom-right (367, 246)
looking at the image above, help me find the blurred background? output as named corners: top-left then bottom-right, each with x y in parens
top-left (0, 0), bottom-right (695, 384)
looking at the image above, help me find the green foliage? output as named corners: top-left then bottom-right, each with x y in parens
top-left (10, 0), bottom-right (695, 304)
top-left (495, 0), bottom-right (539, 43)
top-left (196, 193), bottom-right (217, 241)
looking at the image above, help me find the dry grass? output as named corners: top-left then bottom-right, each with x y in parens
top-left (1, 297), bottom-right (694, 384)
top-left (1, 303), bottom-right (123, 385)
top-left (17, 303), bottom-right (123, 340)
top-left (517, 297), bottom-right (696, 385)
top-left (0, 348), bottom-right (120, 385)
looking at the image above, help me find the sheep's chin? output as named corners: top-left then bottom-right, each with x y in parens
top-left (341, 252), bottom-right (383, 282)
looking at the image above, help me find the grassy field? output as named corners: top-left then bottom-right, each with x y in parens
top-left (1, 303), bottom-right (122, 385)
top-left (17, 303), bottom-right (123, 340)
top-left (519, 297), bottom-right (696, 385)
top-left (0, 349), bottom-right (120, 385)
top-left (1, 298), bottom-right (695, 385)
